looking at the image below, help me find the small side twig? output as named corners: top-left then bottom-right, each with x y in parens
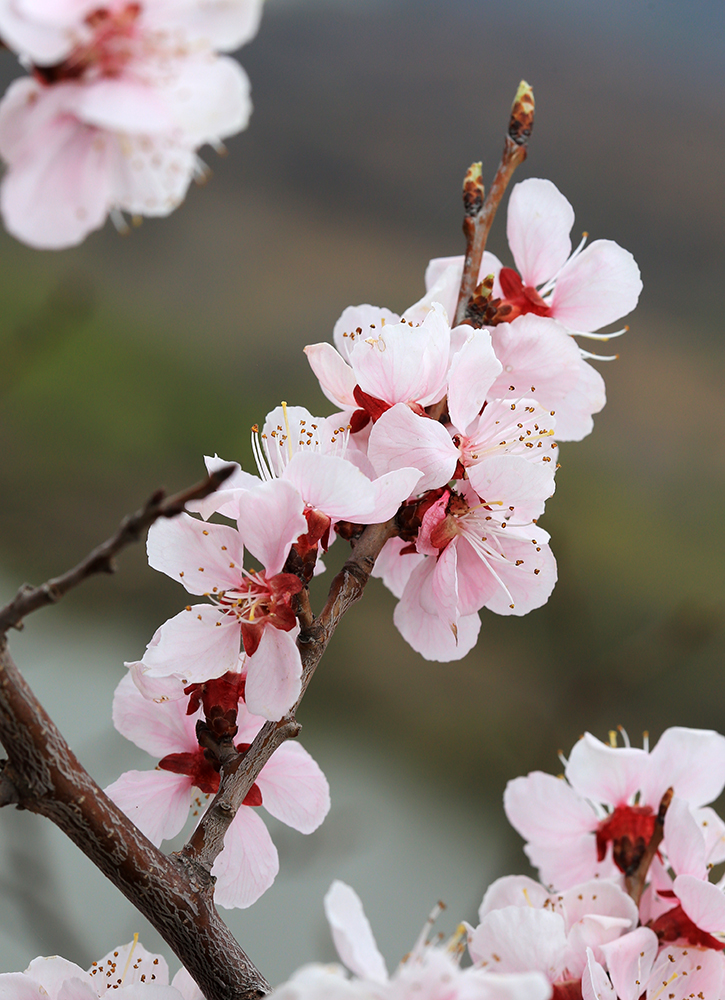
top-left (179, 518), bottom-right (398, 874)
top-left (625, 786), bottom-right (673, 906)
top-left (454, 80), bottom-right (534, 326)
top-left (0, 465), bottom-right (236, 635)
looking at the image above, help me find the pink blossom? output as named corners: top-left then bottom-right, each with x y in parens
top-left (0, 1), bottom-right (260, 247)
top-left (139, 492), bottom-right (307, 719)
top-left (106, 673), bottom-right (330, 910)
top-left (504, 728), bottom-right (725, 891)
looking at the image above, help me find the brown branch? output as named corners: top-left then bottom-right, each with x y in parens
top-left (179, 518), bottom-right (398, 874)
top-left (625, 786), bottom-right (673, 906)
top-left (453, 81), bottom-right (534, 327)
top-left (0, 465), bottom-right (237, 635)
top-left (0, 641), bottom-right (269, 1000)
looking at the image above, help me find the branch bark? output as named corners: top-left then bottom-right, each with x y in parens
top-left (178, 518), bottom-right (398, 875)
top-left (454, 81), bottom-right (534, 327)
top-left (0, 641), bottom-right (269, 1000)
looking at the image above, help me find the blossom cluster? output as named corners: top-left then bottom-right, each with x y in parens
top-left (270, 725), bottom-right (725, 1000)
top-left (98, 176), bottom-right (641, 910)
top-left (0, 0), bottom-right (263, 247)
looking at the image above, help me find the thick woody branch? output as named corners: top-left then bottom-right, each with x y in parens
top-left (0, 465), bottom-right (236, 635)
top-left (179, 518), bottom-right (398, 873)
top-left (454, 81), bottom-right (534, 326)
top-left (0, 641), bottom-right (268, 1000)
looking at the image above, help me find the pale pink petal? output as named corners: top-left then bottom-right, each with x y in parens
top-left (323, 880), bottom-right (388, 983)
top-left (450, 538), bottom-right (499, 615)
top-left (142, 606), bottom-right (241, 684)
top-left (104, 769), bottom-right (191, 846)
top-left (488, 315), bottom-right (582, 404)
top-left (478, 875), bottom-right (550, 919)
top-left (235, 478), bottom-right (307, 575)
top-left (282, 451), bottom-right (377, 521)
top-left (0, 82), bottom-right (114, 249)
top-left (562, 879), bottom-right (637, 933)
top-left (664, 796), bottom-right (707, 878)
top-left (503, 771), bottom-right (598, 847)
top-left (244, 627), bottom-right (302, 720)
top-left (112, 672), bottom-right (197, 756)
top-left (468, 907), bottom-right (568, 978)
top-left (565, 733), bottom-right (649, 806)
top-left (467, 453), bottom-right (555, 519)
top-left (600, 927), bottom-right (657, 1000)
top-left (524, 838), bottom-right (620, 891)
top-left (645, 945), bottom-right (723, 1000)
top-left (256, 741), bottom-right (330, 833)
top-left (447, 328), bottom-right (502, 432)
top-left (332, 304), bottom-right (400, 362)
top-left (346, 467), bottom-right (420, 523)
top-left (394, 560), bottom-right (480, 661)
top-left (160, 55), bottom-right (251, 144)
top-left (552, 357), bottom-right (606, 442)
top-left (211, 806), bottom-right (279, 909)
top-left (111, 134), bottom-right (196, 219)
top-left (170, 968), bottom-right (203, 1000)
top-left (91, 941), bottom-right (169, 988)
top-left (674, 873), bottom-right (725, 933)
top-left (694, 806), bottom-right (725, 865)
top-left (0, 971), bottom-right (62, 1000)
top-left (147, 513), bottom-right (244, 595)
top-left (304, 343), bottom-right (357, 408)
top-left (643, 727), bottom-right (725, 809)
top-left (71, 79), bottom-right (172, 134)
top-left (0, 3), bottom-right (76, 63)
top-left (126, 661), bottom-right (188, 703)
top-left (507, 178), bottom-right (574, 287)
top-left (478, 532), bottom-right (558, 618)
top-left (367, 402), bottom-right (457, 494)
top-left (349, 303), bottom-right (450, 407)
top-left (21, 958), bottom-right (93, 999)
top-left (550, 241), bottom-right (642, 333)
top-left (371, 536), bottom-right (424, 599)
top-left (185, 456), bottom-right (259, 519)
top-left (581, 949), bottom-right (615, 1000)
top-left (422, 541), bottom-right (459, 636)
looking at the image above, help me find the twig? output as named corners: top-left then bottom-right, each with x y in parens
top-left (0, 465), bottom-right (236, 635)
top-left (453, 80), bottom-right (534, 327)
top-left (0, 643), bottom-right (268, 1000)
top-left (625, 786), bottom-right (673, 906)
top-left (179, 518), bottom-right (398, 874)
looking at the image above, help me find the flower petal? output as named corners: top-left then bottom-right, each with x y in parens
top-left (323, 881), bottom-right (388, 983)
top-left (507, 178), bottom-right (574, 287)
top-left (147, 513), bottom-right (244, 595)
top-left (256, 741), bottom-right (330, 833)
top-left (244, 627), bottom-right (302, 720)
top-left (104, 770), bottom-right (191, 846)
top-left (211, 807), bottom-right (279, 909)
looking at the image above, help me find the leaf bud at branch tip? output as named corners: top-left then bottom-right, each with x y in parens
top-left (508, 80), bottom-right (535, 146)
top-left (462, 161), bottom-right (484, 217)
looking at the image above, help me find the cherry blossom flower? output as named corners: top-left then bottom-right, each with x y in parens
top-left (391, 482), bottom-right (557, 661)
top-left (273, 880), bottom-right (553, 1000)
top-left (304, 303), bottom-right (451, 433)
top-left (466, 874), bottom-right (638, 994)
top-left (106, 673), bottom-right (329, 909)
top-left (504, 728), bottom-right (725, 891)
top-left (138, 487), bottom-right (307, 719)
top-left (0, 1), bottom-right (262, 247)
top-left (0, 939), bottom-right (182, 1000)
top-left (582, 929), bottom-right (724, 1000)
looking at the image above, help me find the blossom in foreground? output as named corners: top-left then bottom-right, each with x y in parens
top-left (106, 673), bottom-right (330, 909)
top-left (273, 879), bottom-right (553, 1000)
top-left (504, 727), bottom-right (725, 890)
top-left (0, 938), bottom-right (184, 1000)
top-left (0, 1), bottom-right (263, 248)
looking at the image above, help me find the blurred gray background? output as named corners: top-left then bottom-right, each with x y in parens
top-left (1, 0), bottom-right (724, 984)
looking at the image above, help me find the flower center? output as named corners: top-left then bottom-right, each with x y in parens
top-left (36, 4), bottom-right (143, 82)
top-left (595, 803), bottom-right (656, 873)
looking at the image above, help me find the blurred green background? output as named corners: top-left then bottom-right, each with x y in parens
top-left (1, 0), bottom-right (724, 982)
